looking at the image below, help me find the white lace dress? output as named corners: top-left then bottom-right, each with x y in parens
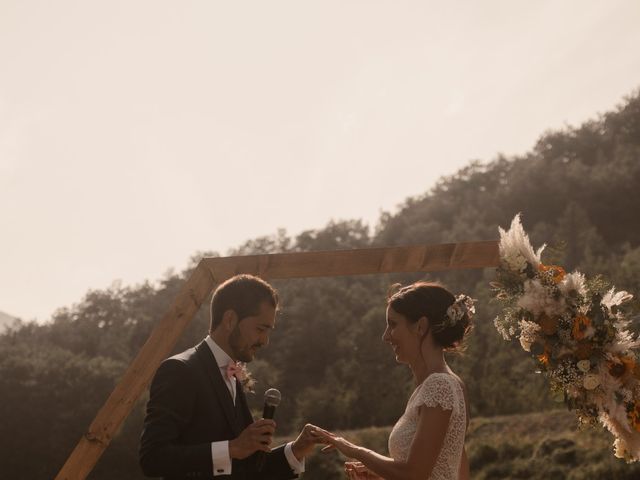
top-left (388, 373), bottom-right (466, 480)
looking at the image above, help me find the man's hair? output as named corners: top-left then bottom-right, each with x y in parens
top-left (209, 274), bottom-right (279, 331)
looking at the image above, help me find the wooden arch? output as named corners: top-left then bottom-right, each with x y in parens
top-left (55, 240), bottom-right (500, 479)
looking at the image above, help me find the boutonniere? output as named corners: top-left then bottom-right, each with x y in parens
top-left (228, 362), bottom-right (256, 394)
top-left (239, 364), bottom-right (257, 394)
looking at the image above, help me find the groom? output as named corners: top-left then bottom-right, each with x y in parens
top-left (140, 274), bottom-right (316, 479)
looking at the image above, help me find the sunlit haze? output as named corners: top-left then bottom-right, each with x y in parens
top-left (2, 0), bottom-right (640, 321)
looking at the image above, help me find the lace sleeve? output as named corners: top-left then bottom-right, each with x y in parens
top-left (413, 374), bottom-right (455, 411)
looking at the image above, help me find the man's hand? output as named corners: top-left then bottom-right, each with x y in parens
top-left (291, 424), bottom-right (323, 461)
top-left (229, 419), bottom-right (276, 460)
top-left (310, 425), bottom-right (359, 459)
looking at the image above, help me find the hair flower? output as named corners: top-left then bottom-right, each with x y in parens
top-left (444, 295), bottom-right (475, 327)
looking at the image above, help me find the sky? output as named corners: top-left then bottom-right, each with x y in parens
top-left (1, 1), bottom-right (640, 322)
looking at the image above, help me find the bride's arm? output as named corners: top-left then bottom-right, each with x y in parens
top-left (313, 405), bottom-right (451, 480)
top-left (352, 405), bottom-right (451, 480)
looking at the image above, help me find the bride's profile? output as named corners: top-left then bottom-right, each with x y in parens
top-left (311, 281), bottom-right (474, 480)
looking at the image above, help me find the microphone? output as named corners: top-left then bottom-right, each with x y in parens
top-left (256, 388), bottom-right (282, 472)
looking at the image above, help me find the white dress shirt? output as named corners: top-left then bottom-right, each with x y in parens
top-left (205, 336), bottom-right (305, 476)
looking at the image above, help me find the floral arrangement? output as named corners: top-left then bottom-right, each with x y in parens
top-left (492, 214), bottom-right (640, 461)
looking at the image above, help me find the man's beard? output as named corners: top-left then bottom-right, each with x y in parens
top-left (229, 324), bottom-right (259, 362)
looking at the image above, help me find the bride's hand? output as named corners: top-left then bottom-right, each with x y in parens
top-left (308, 425), bottom-right (359, 459)
top-left (345, 461), bottom-right (382, 479)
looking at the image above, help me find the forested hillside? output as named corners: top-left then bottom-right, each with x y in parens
top-left (2, 90), bottom-right (639, 479)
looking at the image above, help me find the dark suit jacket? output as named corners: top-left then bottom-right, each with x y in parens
top-left (140, 340), bottom-right (298, 480)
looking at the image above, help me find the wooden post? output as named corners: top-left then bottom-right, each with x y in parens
top-left (55, 240), bottom-right (499, 479)
top-left (55, 261), bottom-right (216, 479)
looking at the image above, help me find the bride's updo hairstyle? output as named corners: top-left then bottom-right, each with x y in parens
top-left (387, 281), bottom-right (473, 351)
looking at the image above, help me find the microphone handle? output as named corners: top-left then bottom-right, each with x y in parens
top-left (256, 404), bottom-right (277, 471)
top-left (263, 404), bottom-right (276, 419)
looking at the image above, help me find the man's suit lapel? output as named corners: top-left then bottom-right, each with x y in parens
top-left (195, 340), bottom-right (242, 436)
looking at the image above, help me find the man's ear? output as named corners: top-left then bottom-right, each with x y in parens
top-left (222, 309), bottom-right (239, 332)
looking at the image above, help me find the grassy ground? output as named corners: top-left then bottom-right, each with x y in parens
top-left (277, 410), bottom-right (640, 479)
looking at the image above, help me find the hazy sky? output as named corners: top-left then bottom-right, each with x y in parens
top-left (2, 1), bottom-right (640, 322)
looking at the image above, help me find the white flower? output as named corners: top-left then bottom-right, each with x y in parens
top-left (608, 400), bottom-right (632, 433)
top-left (517, 279), bottom-right (566, 317)
top-left (584, 374), bottom-right (601, 390)
top-left (494, 317), bottom-right (515, 340)
top-left (577, 360), bottom-right (591, 373)
top-left (499, 214), bottom-right (545, 270)
top-left (518, 319), bottom-right (541, 352)
top-left (503, 252), bottom-right (528, 273)
top-left (445, 295), bottom-right (475, 327)
top-left (614, 438), bottom-right (627, 459)
top-left (605, 327), bottom-right (640, 354)
top-left (558, 272), bottom-right (588, 300)
top-left (446, 304), bottom-right (465, 325)
top-left (602, 288), bottom-right (633, 309)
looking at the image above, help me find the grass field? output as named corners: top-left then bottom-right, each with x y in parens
top-left (277, 410), bottom-right (640, 479)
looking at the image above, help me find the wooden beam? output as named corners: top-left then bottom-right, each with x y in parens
top-left (55, 240), bottom-right (499, 479)
top-left (55, 261), bottom-right (216, 480)
top-left (203, 241), bottom-right (500, 281)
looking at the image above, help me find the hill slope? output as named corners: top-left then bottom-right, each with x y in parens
top-left (290, 410), bottom-right (640, 480)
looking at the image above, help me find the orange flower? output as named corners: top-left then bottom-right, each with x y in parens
top-left (537, 314), bottom-right (559, 336)
top-left (538, 351), bottom-right (550, 365)
top-left (609, 356), bottom-right (636, 379)
top-left (536, 342), bottom-right (551, 365)
top-left (572, 315), bottom-right (591, 341)
top-left (538, 264), bottom-right (566, 284)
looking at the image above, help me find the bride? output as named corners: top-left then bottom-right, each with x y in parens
top-left (311, 282), bottom-right (473, 480)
